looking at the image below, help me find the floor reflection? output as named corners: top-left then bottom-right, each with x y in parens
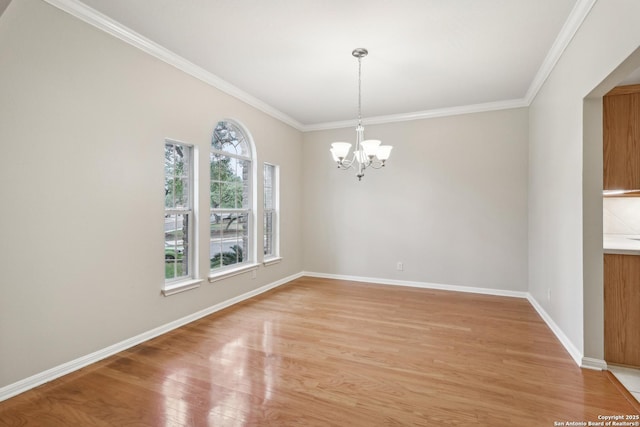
top-left (162, 369), bottom-right (190, 427)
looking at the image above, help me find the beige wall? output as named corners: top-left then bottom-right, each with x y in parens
top-left (529, 0), bottom-right (640, 360)
top-left (303, 108), bottom-right (529, 291)
top-left (0, 0), bottom-right (303, 388)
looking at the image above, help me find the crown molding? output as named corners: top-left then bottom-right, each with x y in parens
top-left (304, 0), bottom-right (596, 132)
top-left (42, 0), bottom-right (306, 131)
top-left (524, 0), bottom-right (598, 104)
top-left (42, 0), bottom-right (594, 133)
top-left (302, 98), bottom-right (529, 131)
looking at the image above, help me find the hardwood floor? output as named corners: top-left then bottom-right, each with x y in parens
top-left (1, 277), bottom-right (638, 426)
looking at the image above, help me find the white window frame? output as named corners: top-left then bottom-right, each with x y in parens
top-left (263, 163), bottom-right (281, 265)
top-left (209, 120), bottom-right (258, 282)
top-left (163, 139), bottom-right (201, 296)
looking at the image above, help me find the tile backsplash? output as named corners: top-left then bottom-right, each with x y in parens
top-left (603, 197), bottom-right (640, 234)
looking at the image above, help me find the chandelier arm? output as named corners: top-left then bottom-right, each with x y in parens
top-left (336, 151), bottom-right (358, 169)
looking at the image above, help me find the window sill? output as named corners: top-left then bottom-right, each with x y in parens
top-left (208, 263), bottom-right (260, 283)
top-left (162, 279), bottom-right (203, 297)
top-left (263, 257), bottom-right (283, 267)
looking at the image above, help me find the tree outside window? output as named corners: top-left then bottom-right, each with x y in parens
top-left (165, 141), bottom-right (193, 282)
top-left (210, 121), bottom-right (253, 270)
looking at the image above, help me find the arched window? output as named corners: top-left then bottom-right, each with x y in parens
top-left (210, 120), bottom-right (256, 273)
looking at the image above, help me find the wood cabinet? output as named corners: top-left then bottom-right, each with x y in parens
top-left (604, 254), bottom-right (640, 367)
top-left (603, 84), bottom-right (640, 190)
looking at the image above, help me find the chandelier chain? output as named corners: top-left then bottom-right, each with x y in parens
top-left (357, 55), bottom-right (362, 126)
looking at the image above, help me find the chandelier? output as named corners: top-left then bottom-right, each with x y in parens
top-left (330, 48), bottom-right (393, 181)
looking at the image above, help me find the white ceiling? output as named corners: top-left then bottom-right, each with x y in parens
top-left (620, 66), bottom-right (640, 86)
top-left (70, 0), bottom-right (581, 129)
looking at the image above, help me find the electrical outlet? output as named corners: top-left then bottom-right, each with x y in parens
top-left (396, 262), bottom-right (403, 271)
top-left (252, 270), bottom-right (257, 279)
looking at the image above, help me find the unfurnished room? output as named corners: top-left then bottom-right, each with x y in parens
top-left (0, 0), bottom-right (639, 425)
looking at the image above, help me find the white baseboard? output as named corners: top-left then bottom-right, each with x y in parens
top-left (581, 357), bottom-right (607, 371)
top-left (524, 294), bottom-right (583, 368)
top-left (0, 271), bottom-right (303, 402)
top-left (303, 271), bottom-right (529, 299)
top-left (304, 271), bottom-right (590, 370)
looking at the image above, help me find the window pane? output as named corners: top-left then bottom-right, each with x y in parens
top-left (165, 144), bottom-right (175, 209)
top-left (216, 182), bottom-right (234, 209)
top-left (177, 145), bottom-right (189, 178)
top-left (211, 155), bottom-right (247, 209)
top-left (212, 121), bottom-right (250, 157)
top-left (264, 187), bottom-right (273, 210)
top-left (211, 154), bottom-right (230, 181)
top-left (210, 212), bottom-right (248, 269)
top-left (178, 213), bottom-right (189, 277)
top-left (165, 175), bottom-right (174, 209)
top-left (209, 212), bottom-right (224, 270)
top-left (238, 212), bottom-right (249, 263)
top-left (264, 164), bottom-right (274, 210)
top-left (264, 211), bottom-right (273, 256)
top-left (165, 142), bottom-right (190, 209)
top-left (165, 212), bottom-right (189, 279)
top-left (233, 159), bottom-right (249, 209)
top-left (241, 166), bottom-right (250, 209)
top-left (210, 179), bottom-right (222, 209)
top-left (263, 164), bottom-right (277, 258)
top-left (165, 144), bottom-right (175, 175)
top-left (233, 158), bottom-right (245, 180)
top-left (175, 177), bottom-right (189, 208)
top-left (235, 182), bottom-right (245, 209)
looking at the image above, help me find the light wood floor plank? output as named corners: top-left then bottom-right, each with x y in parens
top-left (1, 277), bottom-right (638, 426)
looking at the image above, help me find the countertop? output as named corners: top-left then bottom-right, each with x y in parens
top-left (604, 234), bottom-right (640, 255)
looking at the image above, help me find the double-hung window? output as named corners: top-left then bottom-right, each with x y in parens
top-left (210, 121), bottom-right (254, 273)
top-left (164, 140), bottom-right (194, 285)
top-left (263, 163), bottom-right (280, 263)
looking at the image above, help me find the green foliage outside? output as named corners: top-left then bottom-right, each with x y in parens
top-left (210, 155), bottom-right (244, 211)
top-left (165, 144), bottom-right (188, 207)
top-left (165, 244), bottom-right (184, 279)
top-left (165, 128), bottom-right (249, 275)
top-left (210, 152), bottom-right (247, 270)
top-left (210, 245), bottom-right (244, 269)
top-left (165, 261), bottom-right (183, 279)
top-left (165, 143), bottom-right (189, 280)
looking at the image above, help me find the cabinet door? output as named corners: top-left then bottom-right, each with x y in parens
top-left (604, 254), bottom-right (640, 367)
top-left (603, 87), bottom-right (640, 190)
